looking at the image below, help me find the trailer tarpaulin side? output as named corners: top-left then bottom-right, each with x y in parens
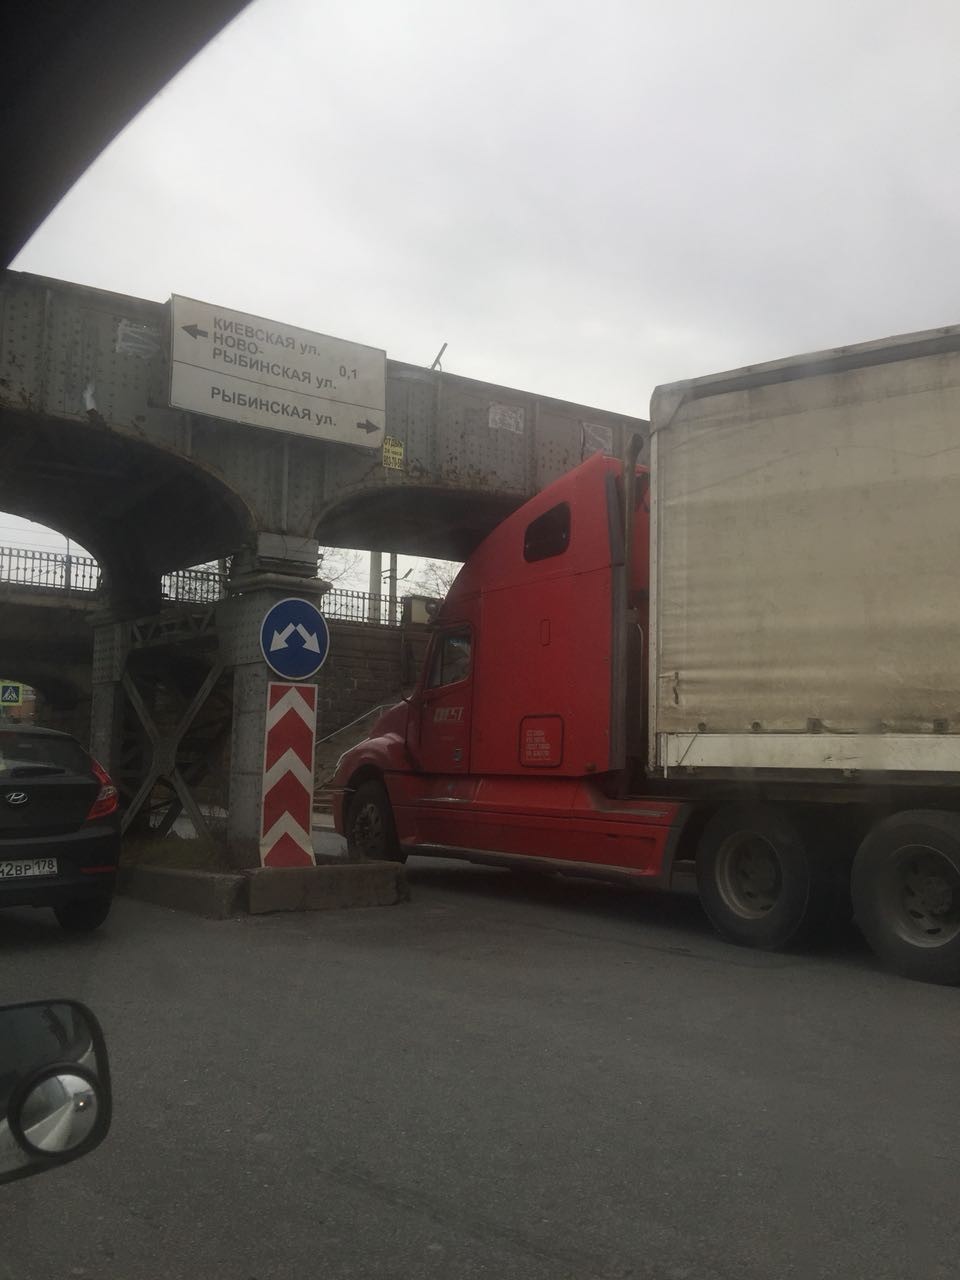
top-left (649, 326), bottom-right (960, 773)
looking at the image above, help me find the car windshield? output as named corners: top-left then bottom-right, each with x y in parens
top-left (3, 3), bottom-right (960, 1279)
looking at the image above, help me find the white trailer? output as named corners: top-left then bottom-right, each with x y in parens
top-left (649, 325), bottom-right (960, 981)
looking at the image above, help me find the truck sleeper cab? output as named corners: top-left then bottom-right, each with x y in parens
top-left (334, 453), bottom-right (689, 885)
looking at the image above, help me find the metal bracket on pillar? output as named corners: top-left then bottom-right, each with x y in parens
top-left (120, 660), bottom-right (226, 839)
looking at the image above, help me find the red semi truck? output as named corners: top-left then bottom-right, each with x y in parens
top-left (333, 325), bottom-right (960, 983)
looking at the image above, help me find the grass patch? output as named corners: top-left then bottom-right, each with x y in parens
top-left (120, 835), bottom-right (233, 872)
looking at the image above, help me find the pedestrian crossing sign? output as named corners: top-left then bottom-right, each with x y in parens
top-left (1, 683), bottom-right (23, 706)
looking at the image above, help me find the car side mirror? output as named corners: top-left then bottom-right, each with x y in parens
top-left (0, 1000), bottom-right (111, 1185)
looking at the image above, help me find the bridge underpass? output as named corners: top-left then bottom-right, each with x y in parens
top-left (0, 587), bottom-right (95, 739)
top-left (0, 268), bottom-right (646, 865)
top-left (0, 549), bottom-right (431, 829)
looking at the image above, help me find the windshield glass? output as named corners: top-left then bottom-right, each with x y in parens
top-left (0, 734), bottom-right (87, 778)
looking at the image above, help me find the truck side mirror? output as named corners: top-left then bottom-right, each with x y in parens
top-left (0, 1000), bottom-right (111, 1185)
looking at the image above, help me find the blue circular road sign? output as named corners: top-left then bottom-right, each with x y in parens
top-left (259, 597), bottom-right (330, 680)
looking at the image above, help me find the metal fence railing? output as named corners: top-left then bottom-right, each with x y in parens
top-left (0, 546), bottom-right (225, 604)
top-left (0, 546), bottom-right (101, 593)
top-left (321, 588), bottom-right (403, 626)
top-left (160, 567), bottom-right (227, 604)
top-left (0, 546), bottom-right (409, 623)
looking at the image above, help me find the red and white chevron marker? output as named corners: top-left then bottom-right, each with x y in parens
top-left (260, 682), bottom-right (318, 867)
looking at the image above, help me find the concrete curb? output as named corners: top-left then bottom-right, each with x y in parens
top-left (247, 861), bottom-right (408, 914)
top-left (118, 861), bottom-right (408, 918)
top-left (118, 865), bottom-right (247, 919)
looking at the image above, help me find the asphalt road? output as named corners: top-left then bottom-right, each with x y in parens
top-left (1, 847), bottom-right (958, 1280)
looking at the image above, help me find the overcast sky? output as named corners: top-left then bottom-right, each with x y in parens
top-left (8, 0), bottom-right (960, 565)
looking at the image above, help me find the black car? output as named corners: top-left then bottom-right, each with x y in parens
top-left (0, 726), bottom-right (120, 931)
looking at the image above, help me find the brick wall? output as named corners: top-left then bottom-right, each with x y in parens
top-left (316, 622), bottom-right (430, 739)
top-left (30, 623), bottom-right (434, 806)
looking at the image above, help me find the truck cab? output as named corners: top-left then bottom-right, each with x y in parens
top-left (332, 449), bottom-right (683, 882)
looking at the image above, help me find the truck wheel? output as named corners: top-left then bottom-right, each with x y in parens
top-left (696, 803), bottom-right (838, 949)
top-left (852, 811), bottom-right (960, 984)
top-left (346, 780), bottom-right (405, 863)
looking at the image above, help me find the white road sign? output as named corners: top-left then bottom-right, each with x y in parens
top-left (169, 295), bottom-right (386, 448)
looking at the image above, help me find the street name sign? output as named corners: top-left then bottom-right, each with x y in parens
top-left (169, 295), bottom-right (386, 448)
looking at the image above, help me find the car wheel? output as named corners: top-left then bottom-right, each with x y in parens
top-left (852, 810), bottom-right (960, 984)
top-left (346, 781), bottom-right (405, 863)
top-left (54, 898), bottom-right (112, 932)
top-left (696, 802), bottom-right (840, 950)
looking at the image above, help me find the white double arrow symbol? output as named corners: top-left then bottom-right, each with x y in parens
top-left (270, 622), bottom-right (321, 653)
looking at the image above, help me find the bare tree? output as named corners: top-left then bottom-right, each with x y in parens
top-left (408, 558), bottom-right (461, 600)
top-left (198, 548), bottom-right (457, 597)
top-left (318, 546), bottom-right (364, 587)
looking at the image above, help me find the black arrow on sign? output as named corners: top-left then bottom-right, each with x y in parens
top-left (356, 419), bottom-right (379, 434)
top-left (181, 323), bottom-right (209, 340)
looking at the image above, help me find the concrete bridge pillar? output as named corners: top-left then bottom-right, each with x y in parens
top-left (218, 535), bottom-right (326, 868)
top-left (83, 540), bottom-right (326, 866)
top-left (89, 560), bottom-right (165, 779)
top-left (89, 619), bottom-right (127, 776)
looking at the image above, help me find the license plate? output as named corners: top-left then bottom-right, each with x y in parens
top-left (0, 858), bottom-right (58, 878)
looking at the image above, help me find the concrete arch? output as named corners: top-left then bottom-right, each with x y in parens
top-left (0, 410), bottom-right (257, 615)
top-left (313, 485), bottom-right (524, 562)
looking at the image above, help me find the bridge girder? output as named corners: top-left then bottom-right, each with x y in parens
top-left (1, 270), bottom-right (647, 589)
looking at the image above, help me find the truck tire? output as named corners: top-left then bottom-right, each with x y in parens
top-left (696, 803), bottom-right (839, 950)
top-left (346, 780), bottom-right (405, 863)
top-left (851, 810), bottom-right (960, 984)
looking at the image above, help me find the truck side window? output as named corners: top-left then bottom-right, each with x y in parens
top-left (523, 502), bottom-right (571, 562)
top-left (427, 629), bottom-right (472, 688)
